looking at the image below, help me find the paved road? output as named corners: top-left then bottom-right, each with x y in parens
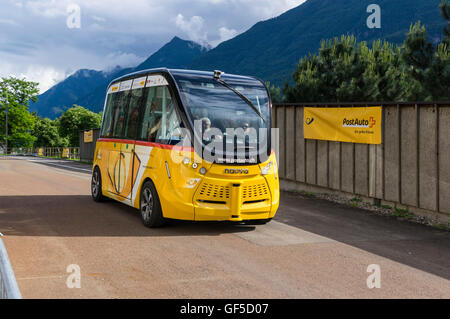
top-left (0, 157), bottom-right (449, 298)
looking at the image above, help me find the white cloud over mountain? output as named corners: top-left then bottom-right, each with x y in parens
top-left (0, 0), bottom-right (306, 93)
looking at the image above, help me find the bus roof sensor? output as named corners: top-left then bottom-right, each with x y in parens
top-left (213, 70), bottom-right (223, 79)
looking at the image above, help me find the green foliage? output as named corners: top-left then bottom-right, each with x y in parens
top-left (266, 82), bottom-right (281, 103)
top-left (58, 105), bottom-right (101, 146)
top-left (424, 43), bottom-right (450, 101)
top-left (32, 116), bottom-right (68, 147)
top-left (0, 77), bottom-right (39, 148)
top-left (283, 4), bottom-right (450, 103)
top-left (392, 207), bottom-right (413, 219)
top-left (283, 35), bottom-right (412, 103)
top-left (351, 196), bottom-right (362, 203)
top-left (401, 21), bottom-right (450, 101)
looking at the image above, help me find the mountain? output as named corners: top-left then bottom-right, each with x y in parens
top-left (74, 37), bottom-right (209, 113)
top-left (29, 69), bottom-right (111, 118)
top-left (33, 0), bottom-right (447, 118)
top-left (31, 37), bottom-right (208, 118)
top-left (136, 36), bottom-right (210, 70)
top-left (190, 0), bottom-right (447, 85)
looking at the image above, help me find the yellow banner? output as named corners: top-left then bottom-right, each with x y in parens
top-left (62, 148), bottom-right (70, 158)
top-left (304, 107), bottom-right (382, 144)
top-left (84, 130), bottom-right (93, 143)
top-left (38, 148), bottom-right (44, 156)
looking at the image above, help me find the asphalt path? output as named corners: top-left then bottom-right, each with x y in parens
top-left (0, 157), bottom-right (449, 298)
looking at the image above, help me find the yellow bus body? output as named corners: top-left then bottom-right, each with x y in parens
top-left (93, 139), bottom-right (279, 222)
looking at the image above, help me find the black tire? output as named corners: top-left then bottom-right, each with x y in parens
top-left (91, 167), bottom-right (106, 202)
top-left (139, 180), bottom-right (165, 228)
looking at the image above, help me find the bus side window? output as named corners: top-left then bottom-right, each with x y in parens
top-left (138, 85), bottom-right (184, 144)
top-left (111, 90), bottom-right (131, 138)
top-left (155, 87), bottom-right (184, 144)
top-left (124, 88), bottom-right (144, 140)
top-left (138, 87), bottom-right (159, 142)
top-left (100, 92), bottom-right (119, 138)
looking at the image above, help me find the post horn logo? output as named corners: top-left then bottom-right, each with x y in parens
top-left (305, 117), bottom-right (315, 125)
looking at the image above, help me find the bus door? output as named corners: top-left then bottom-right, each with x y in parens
top-left (119, 141), bottom-right (136, 200)
top-left (108, 80), bottom-right (132, 197)
top-left (119, 78), bottom-right (146, 201)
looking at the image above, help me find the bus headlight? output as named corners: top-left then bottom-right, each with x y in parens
top-left (199, 167), bottom-right (207, 175)
top-left (261, 162), bottom-right (273, 175)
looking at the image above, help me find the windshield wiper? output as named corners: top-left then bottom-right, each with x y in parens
top-left (213, 78), bottom-right (265, 123)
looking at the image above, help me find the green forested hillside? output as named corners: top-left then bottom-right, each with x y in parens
top-left (190, 0), bottom-right (446, 85)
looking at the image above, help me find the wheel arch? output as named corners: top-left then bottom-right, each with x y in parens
top-left (137, 177), bottom-right (165, 218)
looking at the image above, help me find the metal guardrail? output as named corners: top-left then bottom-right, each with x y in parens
top-left (0, 147), bottom-right (80, 160)
top-left (0, 238), bottom-right (22, 299)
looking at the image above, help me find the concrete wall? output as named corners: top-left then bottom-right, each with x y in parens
top-left (273, 103), bottom-right (450, 217)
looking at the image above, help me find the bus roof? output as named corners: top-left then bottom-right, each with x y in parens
top-left (109, 68), bottom-right (261, 88)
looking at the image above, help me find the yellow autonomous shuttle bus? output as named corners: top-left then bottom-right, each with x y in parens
top-left (91, 68), bottom-right (279, 227)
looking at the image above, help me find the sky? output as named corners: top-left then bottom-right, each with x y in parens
top-left (0, 0), bottom-right (306, 93)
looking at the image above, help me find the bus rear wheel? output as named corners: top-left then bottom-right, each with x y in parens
top-left (140, 180), bottom-right (165, 228)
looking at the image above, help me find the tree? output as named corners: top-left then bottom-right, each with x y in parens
top-left (266, 82), bottom-right (281, 103)
top-left (58, 105), bottom-right (101, 146)
top-left (32, 116), bottom-right (68, 147)
top-left (281, 1), bottom-right (450, 104)
top-left (424, 43), bottom-right (450, 101)
top-left (440, 0), bottom-right (450, 45)
top-left (401, 21), bottom-right (450, 101)
top-left (0, 77), bottom-right (39, 149)
top-left (283, 36), bottom-right (409, 103)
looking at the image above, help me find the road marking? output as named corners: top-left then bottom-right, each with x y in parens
top-left (27, 160), bottom-right (92, 173)
top-left (16, 274), bottom-right (66, 281)
top-left (25, 160), bottom-right (91, 180)
top-left (235, 221), bottom-right (335, 246)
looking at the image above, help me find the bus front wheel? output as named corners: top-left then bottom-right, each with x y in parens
top-left (91, 167), bottom-right (106, 202)
top-left (139, 180), bottom-right (165, 228)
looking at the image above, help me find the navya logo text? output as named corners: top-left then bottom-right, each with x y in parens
top-left (343, 117), bottom-right (376, 128)
top-left (224, 168), bottom-right (249, 174)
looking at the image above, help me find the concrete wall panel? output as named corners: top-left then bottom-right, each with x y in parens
top-left (400, 106), bottom-right (418, 207)
top-left (384, 106), bottom-right (400, 202)
top-left (285, 106), bottom-right (296, 180)
top-left (295, 107), bottom-right (306, 182)
top-left (276, 106), bottom-right (286, 179)
top-left (341, 142), bottom-right (354, 193)
top-left (306, 139), bottom-right (316, 185)
top-left (317, 141), bottom-right (328, 187)
top-left (439, 107), bottom-right (450, 213)
top-left (419, 106), bottom-right (438, 211)
top-left (328, 142), bottom-right (340, 190)
top-left (355, 144), bottom-right (369, 196)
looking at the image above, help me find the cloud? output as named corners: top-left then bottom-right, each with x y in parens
top-left (91, 15), bottom-right (105, 23)
top-left (175, 14), bottom-right (208, 46)
top-left (209, 27), bottom-right (238, 47)
top-left (0, 0), bottom-right (307, 92)
top-left (0, 18), bottom-right (20, 26)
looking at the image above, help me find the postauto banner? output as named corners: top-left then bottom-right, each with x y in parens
top-left (304, 107), bottom-right (382, 144)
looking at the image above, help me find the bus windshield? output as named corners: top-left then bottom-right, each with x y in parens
top-left (173, 73), bottom-right (271, 162)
